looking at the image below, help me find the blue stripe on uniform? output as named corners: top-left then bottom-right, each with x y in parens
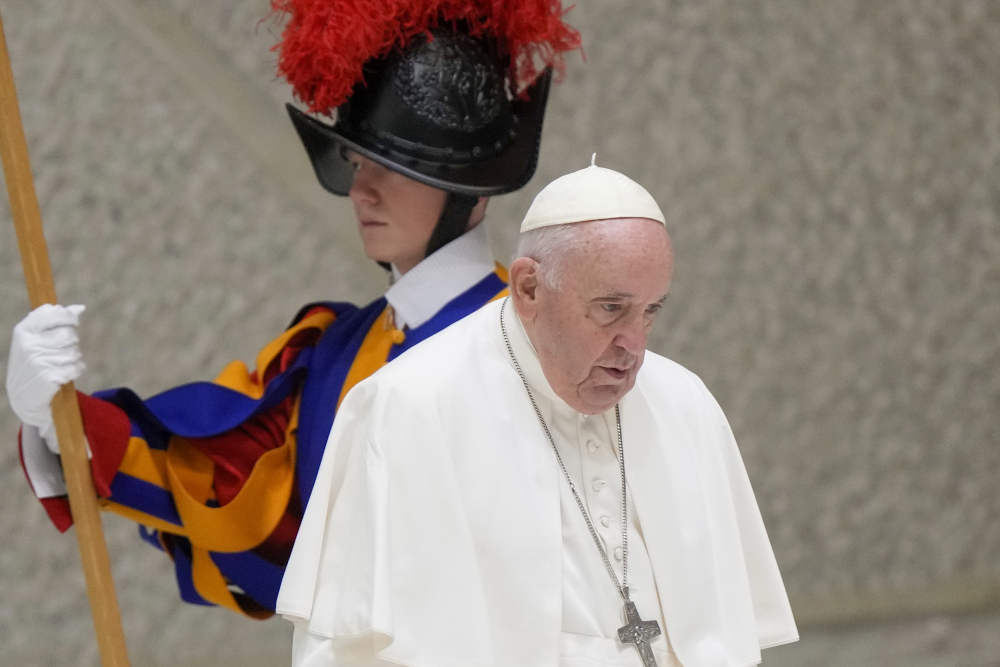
top-left (108, 473), bottom-right (183, 526)
top-left (168, 539), bottom-right (213, 606)
top-left (211, 550), bottom-right (286, 610)
top-left (296, 300), bottom-right (382, 507)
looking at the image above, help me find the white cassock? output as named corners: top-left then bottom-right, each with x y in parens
top-left (277, 298), bottom-right (798, 667)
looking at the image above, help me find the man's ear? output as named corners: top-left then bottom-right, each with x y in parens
top-left (509, 257), bottom-right (541, 322)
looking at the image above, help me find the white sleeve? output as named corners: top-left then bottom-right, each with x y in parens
top-left (292, 623), bottom-right (333, 667)
top-left (703, 383), bottom-right (799, 649)
top-left (292, 622), bottom-right (394, 667)
top-left (20, 424), bottom-right (67, 499)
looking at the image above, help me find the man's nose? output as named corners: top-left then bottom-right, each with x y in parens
top-left (614, 316), bottom-right (648, 357)
top-left (348, 162), bottom-right (380, 205)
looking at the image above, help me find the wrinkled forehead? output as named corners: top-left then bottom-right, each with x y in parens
top-left (574, 217), bottom-right (672, 256)
top-left (581, 215), bottom-right (669, 237)
top-left (566, 218), bottom-right (673, 289)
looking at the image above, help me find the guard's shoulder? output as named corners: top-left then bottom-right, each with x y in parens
top-left (287, 301), bottom-right (356, 328)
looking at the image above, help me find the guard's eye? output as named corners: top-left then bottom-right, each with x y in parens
top-left (340, 146), bottom-right (361, 171)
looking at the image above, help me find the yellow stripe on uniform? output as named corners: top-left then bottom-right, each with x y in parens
top-left (190, 546), bottom-right (244, 614)
top-left (164, 398), bottom-right (300, 553)
top-left (98, 500), bottom-right (192, 536)
top-left (213, 310), bottom-right (336, 399)
top-left (336, 307), bottom-right (402, 409)
top-left (116, 437), bottom-right (170, 488)
top-left (493, 263), bottom-right (510, 286)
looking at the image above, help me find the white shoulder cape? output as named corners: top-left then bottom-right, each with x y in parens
top-left (277, 299), bottom-right (798, 667)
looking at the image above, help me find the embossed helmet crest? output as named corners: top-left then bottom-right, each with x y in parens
top-left (391, 32), bottom-right (506, 135)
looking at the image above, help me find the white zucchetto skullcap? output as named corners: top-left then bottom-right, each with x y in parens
top-left (519, 154), bottom-right (666, 232)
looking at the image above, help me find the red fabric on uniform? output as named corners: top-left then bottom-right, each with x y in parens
top-left (194, 319), bottom-right (321, 508)
top-left (18, 393), bottom-right (132, 532)
top-left (78, 392), bottom-right (132, 499)
top-left (253, 503), bottom-right (302, 565)
top-left (40, 496), bottom-right (74, 533)
top-left (191, 397), bottom-right (294, 507)
top-left (263, 325), bottom-right (324, 385)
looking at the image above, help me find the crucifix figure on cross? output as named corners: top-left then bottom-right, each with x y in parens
top-left (618, 596), bottom-right (662, 667)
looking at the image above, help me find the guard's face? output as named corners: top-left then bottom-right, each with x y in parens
top-left (347, 153), bottom-right (447, 274)
top-left (520, 218), bottom-right (673, 415)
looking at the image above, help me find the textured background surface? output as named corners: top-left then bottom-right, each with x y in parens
top-left (0, 0), bottom-right (998, 665)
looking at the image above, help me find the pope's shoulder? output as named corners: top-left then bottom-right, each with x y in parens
top-left (634, 349), bottom-right (725, 415)
top-left (636, 349), bottom-right (705, 387)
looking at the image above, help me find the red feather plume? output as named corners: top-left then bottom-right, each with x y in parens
top-left (270, 0), bottom-right (582, 115)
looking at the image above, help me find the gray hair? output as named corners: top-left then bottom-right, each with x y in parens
top-left (512, 222), bottom-right (589, 290)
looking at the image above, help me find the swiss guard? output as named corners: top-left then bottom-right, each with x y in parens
top-left (7, 0), bottom-right (581, 618)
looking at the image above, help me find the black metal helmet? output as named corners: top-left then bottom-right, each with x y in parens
top-left (288, 28), bottom-right (553, 200)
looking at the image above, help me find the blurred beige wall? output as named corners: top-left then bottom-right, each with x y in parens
top-left (1, 0), bottom-right (998, 665)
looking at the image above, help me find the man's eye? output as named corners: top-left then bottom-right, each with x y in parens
top-left (340, 146), bottom-right (362, 171)
top-left (646, 303), bottom-right (663, 315)
top-left (602, 303), bottom-right (622, 313)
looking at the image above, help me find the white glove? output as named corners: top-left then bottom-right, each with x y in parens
top-left (6, 304), bottom-right (86, 454)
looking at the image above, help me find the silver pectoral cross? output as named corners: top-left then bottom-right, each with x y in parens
top-left (617, 598), bottom-right (662, 667)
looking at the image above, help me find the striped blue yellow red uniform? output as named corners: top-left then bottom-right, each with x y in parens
top-left (37, 268), bottom-right (509, 618)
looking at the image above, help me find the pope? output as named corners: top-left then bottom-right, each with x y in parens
top-left (278, 161), bottom-right (799, 667)
top-left (5, 1), bottom-right (580, 618)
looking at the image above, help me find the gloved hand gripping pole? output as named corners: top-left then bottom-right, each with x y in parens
top-left (0, 9), bottom-right (130, 667)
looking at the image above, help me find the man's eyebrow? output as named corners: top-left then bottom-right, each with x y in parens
top-left (591, 292), bottom-right (670, 302)
top-left (592, 291), bottom-right (634, 301)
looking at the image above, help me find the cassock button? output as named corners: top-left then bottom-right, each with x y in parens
top-left (614, 547), bottom-right (623, 561)
top-left (601, 516), bottom-right (612, 528)
top-left (587, 441), bottom-right (599, 452)
top-left (592, 479), bottom-right (606, 491)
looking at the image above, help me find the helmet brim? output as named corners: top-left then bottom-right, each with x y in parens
top-left (287, 69), bottom-right (552, 198)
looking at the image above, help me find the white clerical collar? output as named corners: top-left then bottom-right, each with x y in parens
top-left (499, 298), bottom-right (566, 406)
top-left (386, 221), bottom-right (496, 329)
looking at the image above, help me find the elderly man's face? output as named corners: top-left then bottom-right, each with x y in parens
top-left (511, 218), bottom-right (673, 414)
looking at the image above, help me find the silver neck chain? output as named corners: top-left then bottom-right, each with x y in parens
top-left (499, 298), bottom-right (631, 602)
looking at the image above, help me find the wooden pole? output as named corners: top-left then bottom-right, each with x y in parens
top-left (0, 8), bottom-right (130, 667)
